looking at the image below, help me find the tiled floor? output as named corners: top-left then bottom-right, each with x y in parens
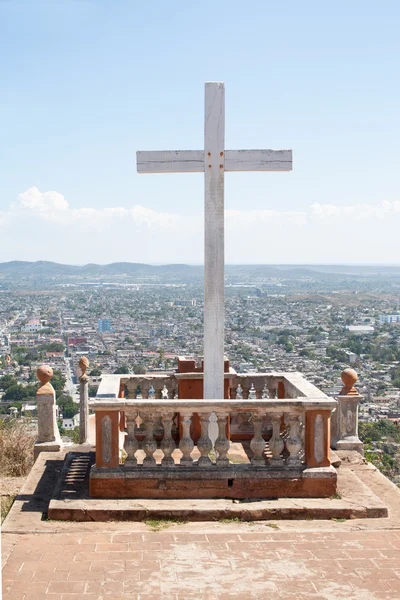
top-left (3, 529), bottom-right (400, 599)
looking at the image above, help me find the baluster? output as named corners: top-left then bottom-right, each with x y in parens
top-left (215, 413), bottom-right (230, 467)
top-left (179, 413), bottom-right (194, 466)
top-left (197, 413), bottom-right (212, 468)
top-left (269, 412), bottom-right (284, 466)
top-left (161, 385), bottom-right (169, 400)
top-left (148, 385), bottom-right (155, 399)
top-left (286, 412), bottom-right (303, 467)
top-left (135, 385), bottom-right (142, 399)
top-left (248, 383), bottom-right (256, 399)
top-left (161, 412), bottom-right (175, 467)
top-left (124, 414), bottom-right (138, 467)
top-left (142, 414), bottom-right (157, 466)
top-left (141, 382), bottom-right (150, 399)
top-left (173, 389), bottom-right (179, 399)
top-left (262, 384), bottom-right (269, 399)
top-left (250, 413), bottom-right (266, 466)
top-left (236, 384), bottom-right (243, 399)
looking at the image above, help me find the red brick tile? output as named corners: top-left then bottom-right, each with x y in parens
top-left (111, 533), bottom-right (144, 543)
top-left (372, 558), bottom-right (400, 569)
top-left (106, 550), bottom-right (140, 560)
top-left (130, 541), bottom-right (162, 550)
top-left (173, 533), bottom-right (209, 542)
top-left (335, 558), bottom-right (375, 570)
top-left (72, 533), bottom-right (113, 544)
top-left (21, 560), bottom-right (56, 573)
top-left (356, 568), bottom-right (399, 581)
top-left (60, 596), bottom-right (101, 600)
top-left (48, 581), bottom-right (86, 594)
top-left (355, 579), bottom-right (392, 592)
top-left (2, 560), bottom-right (24, 573)
top-left (24, 595), bottom-right (62, 600)
top-left (55, 560), bottom-right (91, 572)
top-left (85, 579), bottom-right (123, 593)
top-left (73, 551), bottom-right (99, 561)
top-left (2, 567), bottom-right (34, 582)
top-left (96, 542), bottom-right (129, 552)
top-left (90, 560), bottom-right (125, 572)
top-left (388, 579), bottom-right (400, 592)
top-left (378, 548), bottom-right (400, 559)
top-left (47, 535), bottom-right (82, 545)
top-left (7, 581), bottom-right (49, 594)
top-left (32, 571), bottom-right (69, 582)
top-left (67, 570), bottom-right (105, 581)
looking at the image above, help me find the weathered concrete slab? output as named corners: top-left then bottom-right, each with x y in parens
top-left (46, 451), bottom-right (384, 521)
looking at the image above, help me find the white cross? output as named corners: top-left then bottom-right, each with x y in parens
top-left (137, 82), bottom-right (292, 400)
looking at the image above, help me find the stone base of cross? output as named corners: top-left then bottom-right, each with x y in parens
top-left (137, 82), bottom-right (292, 400)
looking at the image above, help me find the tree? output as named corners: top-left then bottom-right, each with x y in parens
top-left (57, 394), bottom-right (77, 419)
top-left (51, 370), bottom-right (66, 397)
top-left (89, 385), bottom-right (98, 397)
top-left (89, 367), bottom-right (102, 377)
top-left (0, 375), bottom-right (18, 391)
top-left (3, 384), bottom-right (37, 401)
top-left (114, 365), bottom-right (130, 374)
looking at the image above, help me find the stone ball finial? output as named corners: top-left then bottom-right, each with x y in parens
top-left (340, 368), bottom-right (358, 395)
top-left (79, 356), bottom-right (89, 376)
top-left (36, 365), bottom-right (54, 395)
top-left (37, 365), bottom-right (53, 384)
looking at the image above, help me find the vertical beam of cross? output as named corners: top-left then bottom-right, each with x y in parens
top-left (204, 82), bottom-right (225, 399)
top-left (136, 82), bottom-right (292, 402)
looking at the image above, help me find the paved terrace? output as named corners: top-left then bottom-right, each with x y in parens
top-left (2, 451), bottom-right (400, 600)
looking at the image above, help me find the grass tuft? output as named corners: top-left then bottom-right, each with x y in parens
top-left (1, 495), bottom-right (16, 523)
top-left (144, 518), bottom-right (185, 531)
top-left (0, 420), bottom-right (35, 477)
top-left (218, 517), bottom-right (242, 523)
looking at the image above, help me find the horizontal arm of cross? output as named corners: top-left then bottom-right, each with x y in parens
top-left (137, 149), bottom-right (292, 173)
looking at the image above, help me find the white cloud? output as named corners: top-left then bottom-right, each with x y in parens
top-left (310, 200), bottom-right (400, 220)
top-left (2, 186), bottom-right (400, 264)
top-left (16, 187), bottom-right (68, 212)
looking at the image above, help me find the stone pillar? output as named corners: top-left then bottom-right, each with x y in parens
top-left (34, 365), bottom-right (62, 460)
top-left (79, 356), bottom-right (90, 445)
top-left (95, 411), bottom-right (120, 468)
top-left (305, 409), bottom-right (331, 468)
top-left (332, 369), bottom-right (363, 453)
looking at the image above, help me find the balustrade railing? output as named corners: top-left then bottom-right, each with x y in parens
top-left (90, 397), bottom-right (335, 471)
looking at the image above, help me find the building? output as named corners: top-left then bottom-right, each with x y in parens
top-left (62, 413), bottom-right (80, 430)
top-left (380, 314), bottom-right (400, 324)
top-left (68, 336), bottom-right (88, 346)
top-left (21, 319), bottom-right (42, 333)
top-left (346, 325), bottom-right (374, 334)
top-left (98, 319), bottom-right (111, 333)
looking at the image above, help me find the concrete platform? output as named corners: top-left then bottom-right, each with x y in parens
top-left (4, 449), bottom-right (400, 600)
top-left (45, 450), bottom-right (386, 521)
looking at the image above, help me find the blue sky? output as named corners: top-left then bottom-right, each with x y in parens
top-left (1, 1), bottom-right (400, 264)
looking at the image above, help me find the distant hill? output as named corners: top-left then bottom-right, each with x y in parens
top-left (0, 261), bottom-right (203, 278)
top-left (1, 261), bottom-right (400, 280)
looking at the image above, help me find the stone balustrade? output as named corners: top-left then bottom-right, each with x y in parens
top-left (113, 371), bottom-right (322, 401)
top-left (120, 375), bottom-right (178, 399)
top-left (88, 372), bottom-right (338, 499)
top-left (90, 398), bottom-right (334, 470)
